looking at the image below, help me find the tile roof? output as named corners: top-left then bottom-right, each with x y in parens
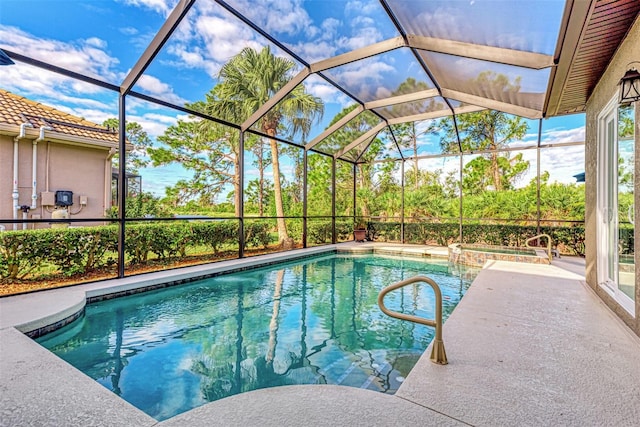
top-left (0, 88), bottom-right (118, 144)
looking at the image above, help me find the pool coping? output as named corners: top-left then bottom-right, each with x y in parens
top-left (3, 244), bottom-right (638, 426)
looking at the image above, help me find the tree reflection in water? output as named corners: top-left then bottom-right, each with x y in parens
top-left (36, 255), bottom-right (478, 420)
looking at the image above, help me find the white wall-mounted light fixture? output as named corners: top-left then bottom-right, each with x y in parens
top-left (619, 62), bottom-right (640, 103)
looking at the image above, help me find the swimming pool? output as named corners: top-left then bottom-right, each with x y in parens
top-left (36, 253), bottom-right (478, 421)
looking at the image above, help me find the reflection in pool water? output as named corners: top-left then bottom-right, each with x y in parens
top-left (36, 254), bottom-right (478, 421)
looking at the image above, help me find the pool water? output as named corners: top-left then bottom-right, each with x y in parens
top-left (36, 253), bottom-right (479, 421)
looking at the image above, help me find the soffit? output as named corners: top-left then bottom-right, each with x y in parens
top-left (546, 0), bottom-right (640, 116)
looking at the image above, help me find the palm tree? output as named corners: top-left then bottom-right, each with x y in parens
top-left (212, 46), bottom-right (323, 248)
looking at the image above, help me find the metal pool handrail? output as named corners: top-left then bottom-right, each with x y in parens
top-left (377, 275), bottom-right (448, 365)
top-left (525, 233), bottom-right (552, 260)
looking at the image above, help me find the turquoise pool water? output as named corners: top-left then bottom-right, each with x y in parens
top-left (36, 253), bottom-right (479, 421)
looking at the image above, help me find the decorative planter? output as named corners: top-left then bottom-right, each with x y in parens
top-left (353, 229), bottom-right (367, 242)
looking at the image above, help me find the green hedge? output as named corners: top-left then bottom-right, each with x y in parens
top-left (0, 219), bottom-right (613, 282)
top-left (0, 226), bottom-right (120, 280)
top-left (255, 219), bottom-right (590, 256)
top-left (306, 220), bottom-right (351, 244)
top-left (0, 220), bottom-right (274, 281)
top-left (370, 220), bottom-right (590, 256)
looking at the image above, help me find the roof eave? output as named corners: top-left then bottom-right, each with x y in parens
top-left (0, 123), bottom-right (128, 150)
top-left (544, 0), bottom-right (595, 117)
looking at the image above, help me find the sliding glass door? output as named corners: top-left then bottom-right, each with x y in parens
top-left (618, 103), bottom-right (635, 304)
top-left (597, 97), bottom-right (635, 315)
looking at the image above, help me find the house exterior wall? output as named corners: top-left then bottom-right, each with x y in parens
top-left (0, 134), bottom-right (112, 228)
top-left (585, 15), bottom-right (640, 336)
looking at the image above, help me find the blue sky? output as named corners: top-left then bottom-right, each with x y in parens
top-left (0, 0), bottom-right (585, 197)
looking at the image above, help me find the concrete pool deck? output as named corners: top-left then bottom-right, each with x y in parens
top-left (1, 243), bottom-right (639, 426)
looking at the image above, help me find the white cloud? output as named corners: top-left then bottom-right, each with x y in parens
top-left (305, 25), bottom-right (320, 39)
top-left (540, 145), bottom-right (585, 183)
top-left (305, 78), bottom-right (353, 109)
top-left (85, 37), bottom-right (108, 49)
top-left (351, 16), bottom-right (375, 28)
top-left (195, 15), bottom-right (262, 64)
top-left (145, 112), bottom-right (184, 125)
top-left (417, 156), bottom-right (460, 181)
top-left (0, 26), bottom-right (179, 128)
top-left (58, 107), bottom-right (117, 125)
top-left (118, 0), bottom-right (175, 16)
top-left (541, 126), bottom-right (585, 144)
top-left (345, 1), bottom-right (379, 16)
top-left (226, 0), bottom-right (312, 36)
top-left (321, 18), bottom-right (342, 40)
top-left (340, 26), bottom-right (383, 50)
top-left (51, 94), bottom-right (117, 113)
top-left (0, 26), bottom-right (121, 83)
top-left (0, 63), bottom-right (119, 128)
top-left (129, 31), bottom-right (156, 50)
top-left (166, 43), bottom-right (206, 69)
top-left (331, 58), bottom-right (395, 100)
top-left (306, 80), bottom-right (339, 100)
top-left (293, 41), bottom-right (337, 63)
top-left (414, 6), bottom-right (464, 40)
top-left (135, 74), bottom-right (187, 105)
top-left (119, 27), bottom-right (139, 36)
top-left (0, 61), bottom-right (119, 118)
top-left (161, 10), bottom-right (265, 78)
top-left (375, 86), bottom-right (392, 99)
top-left (177, 48), bottom-right (206, 69)
top-left (125, 111), bottom-right (180, 138)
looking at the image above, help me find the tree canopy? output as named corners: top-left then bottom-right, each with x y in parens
top-left (103, 118), bottom-right (152, 174)
top-left (437, 72), bottom-right (530, 192)
top-left (140, 62), bottom-right (584, 239)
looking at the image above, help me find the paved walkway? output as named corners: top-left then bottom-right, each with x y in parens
top-left (398, 259), bottom-right (640, 426)
top-left (1, 244), bottom-right (639, 426)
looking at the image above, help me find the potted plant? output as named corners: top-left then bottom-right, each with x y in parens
top-left (353, 219), bottom-right (367, 242)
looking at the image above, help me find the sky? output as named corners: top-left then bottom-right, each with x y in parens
top-left (0, 0), bottom-right (585, 199)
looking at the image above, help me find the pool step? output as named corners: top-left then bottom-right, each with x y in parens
top-left (316, 355), bottom-right (395, 390)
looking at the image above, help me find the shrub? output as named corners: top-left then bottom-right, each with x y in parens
top-left (306, 220), bottom-right (352, 244)
top-left (0, 219), bottom-right (594, 284)
top-left (0, 220), bottom-right (247, 281)
top-left (336, 220), bottom-right (352, 241)
top-left (286, 219), bottom-right (303, 243)
top-left (307, 220), bottom-right (332, 244)
top-left (47, 226), bottom-right (118, 276)
top-left (368, 220), bottom-right (589, 256)
top-left (0, 229), bottom-right (56, 280)
top-left (194, 221), bottom-right (239, 254)
top-left (244, 221), bottom-right (273, 249)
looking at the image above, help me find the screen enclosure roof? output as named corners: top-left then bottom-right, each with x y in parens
top-left (1, 0), bottom-right (638, 163)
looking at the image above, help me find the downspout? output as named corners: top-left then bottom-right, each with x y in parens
top-left (13, 123), bottom-right (33, 230)
top-left (32, 126), bottom-right (51, 210)
top-left (105, 147), bottom-right (117, 216)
